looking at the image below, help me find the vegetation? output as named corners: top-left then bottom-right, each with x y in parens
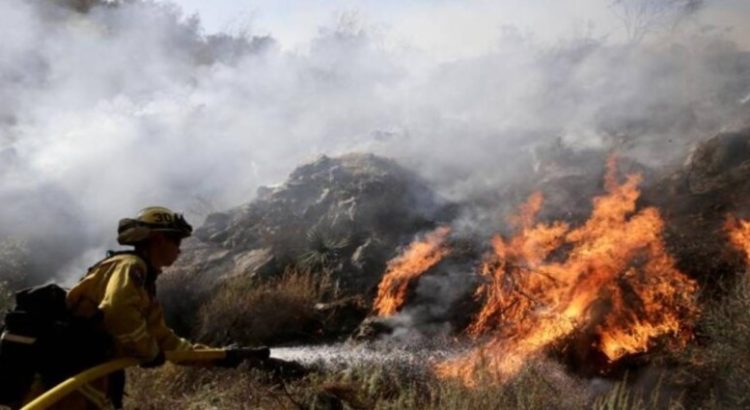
top-left (195, 269), bottom-right (333, 346)
top-left (675, 277), bottom-right (750, 408)
top-left (0, 246), bottom-right (743, 409)
top-left (126, 359), bottom-right (588, 410)
top-left (0, 281), bottom-right (11, 317)
top-left (610, 0), bottom-right (704, 43)
top-left (298, 226), bottom-right (350, 273)
top-left (0, 238), bottom-right (30, 288)
top-left (122, 268), bottom-right (750, 409)
top-left (0, 238), bottom-right (30, 317)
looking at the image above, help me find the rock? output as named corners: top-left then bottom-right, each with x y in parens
top-left (194, 212), bottom-right (231, 242)
top-left (686, 128), bottom-right (750, 194)
top-left (643, 127), bottom-right (750, 291)
top-left (350, 238), bottom-right (384, 270)
top-left (349, 317), bottom-right (394, 342)
top-left (163, 153), bottom-right (450, 341)
top-left (231, 248), bottom-right (275, 280)
top-left (175, 153), bottom-right (450, 292)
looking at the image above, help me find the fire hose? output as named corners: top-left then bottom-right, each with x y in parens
top-left (21, 347), bottom-right (271, 410)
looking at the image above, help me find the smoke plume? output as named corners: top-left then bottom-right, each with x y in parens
top-left (0, 0), bottom-right (748, 283)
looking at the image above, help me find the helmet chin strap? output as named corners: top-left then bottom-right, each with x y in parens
top-left (143, 232), bottom-right (179, 272)
top-left (132, 235), bottom-right (157, 266)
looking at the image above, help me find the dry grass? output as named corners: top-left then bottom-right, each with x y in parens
top-left (195, 269), bottom-right (332, 346)
top-left (125, 358), bottom-right (589, 410)
top-left (158, 266), bottom-right (212, 336)
top-left (125, 365), bottom-right (292, 409)
top-left (591, 375), bottom-right (685, 410)
top-left (674, 276), bottom-right (750, 408)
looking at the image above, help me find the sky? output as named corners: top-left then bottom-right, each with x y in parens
top-left (0, 0), bottom-right (748, 282)
top-left (162, 0), bottom-right (750, 59)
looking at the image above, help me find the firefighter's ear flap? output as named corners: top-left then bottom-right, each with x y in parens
top-left (117, 218), bottom-right (150, 245)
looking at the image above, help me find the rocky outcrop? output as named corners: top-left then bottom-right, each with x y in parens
top-left (686, 128), bottom-right (750, 195)
top-left (163, 130), bottom-right (750, 348)
top-left (644, 128), bottom-right (750, 289)
top-left (172, 153), bottom-right (449, 293)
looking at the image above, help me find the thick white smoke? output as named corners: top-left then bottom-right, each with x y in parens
top-left (0, 0), bottom-right (747, 282)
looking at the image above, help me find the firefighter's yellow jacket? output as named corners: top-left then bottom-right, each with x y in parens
top-left (66, 252), bottom-right (193, 361)
top-left (22, 253), bottom-right (198, 409)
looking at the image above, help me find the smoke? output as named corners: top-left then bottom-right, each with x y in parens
top-left (0, 0), bottom-right (748, 283)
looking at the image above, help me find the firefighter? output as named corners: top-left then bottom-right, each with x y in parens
top-left (56, 206), bottom-right (208, 409)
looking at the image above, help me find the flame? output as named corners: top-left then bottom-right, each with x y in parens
top-left (726, 216), bottom-right (750, 264)
top-left (373, 227), bottom-right (451, 316)
top-left (436, 158), bottom-right (698, 385)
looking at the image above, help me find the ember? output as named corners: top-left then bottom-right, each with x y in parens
top-left (373, 227), bottom-right (451, 316)
top-left (436, 158), bottom-right (699, 386)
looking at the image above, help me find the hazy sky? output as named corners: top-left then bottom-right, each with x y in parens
top-left (162, 0), bottom-right (750, 59)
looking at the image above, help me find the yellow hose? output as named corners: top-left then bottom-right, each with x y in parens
top-left (21, 349), bottom-right (228, 410)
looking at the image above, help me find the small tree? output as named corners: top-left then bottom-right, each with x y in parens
top-left (610, 0), bottom-right (704, 43)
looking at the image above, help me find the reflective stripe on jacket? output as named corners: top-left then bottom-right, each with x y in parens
top-left (66, 253), bottom-right (193, 362)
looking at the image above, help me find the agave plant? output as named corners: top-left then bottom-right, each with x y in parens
top-left (298, 226), bottom-right (350, 272)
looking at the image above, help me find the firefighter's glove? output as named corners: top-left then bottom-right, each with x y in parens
top-left (216, 349), bottom-right (243, 368)
top-left (140, 351), bottom-right (166, 368)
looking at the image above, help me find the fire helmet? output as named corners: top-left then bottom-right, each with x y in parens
top-left (117, 206), bottom-right (193, 245)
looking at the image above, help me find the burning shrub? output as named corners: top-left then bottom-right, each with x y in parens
top-left (725, 216), bottom-right (750, 265)
top-left (435, 158), bottom-right (699, 384)
top-left (373, 226), bottom-right (452, 317)
top-left (195, 269), bottom-right (332, 346)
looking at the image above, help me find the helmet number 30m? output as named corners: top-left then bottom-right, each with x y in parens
top-left (153, 213), bottom-right (173, 223)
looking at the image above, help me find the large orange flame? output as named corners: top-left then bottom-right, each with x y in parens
top-left (436, 158), bottom-right (698, 386)
top-left (726, 216), bottom-right (750, 264)
top-left (373, 227), bottom-right (451, 316)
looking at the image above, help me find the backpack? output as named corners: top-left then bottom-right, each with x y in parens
top-left (0, 283), bottom-right (112, 407)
